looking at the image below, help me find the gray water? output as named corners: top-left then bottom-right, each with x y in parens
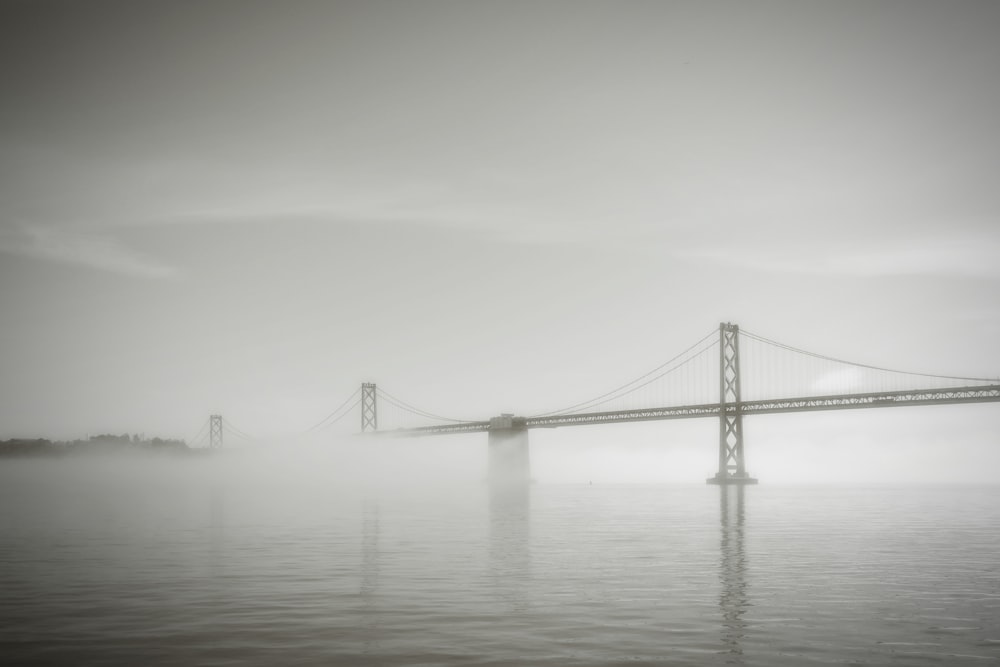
top-left (1, 454), bottom-right (999, 666)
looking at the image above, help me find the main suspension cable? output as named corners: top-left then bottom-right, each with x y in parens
top-left (188, 419), bottom-right (209, 447)
top-left (741, 329), bottom-right (998, 383)
top-left (313, 396), bottom-right (362, 430)
top-left (375, 388), bottom-right (473, 423)
top-left (301, 387), bottom-right (362, 433)
top-left (531, 328), bottom-right (718, 417)
top-left (221, 418), bottom-right (255, 440)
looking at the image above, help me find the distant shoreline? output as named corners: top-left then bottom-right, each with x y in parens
top-left (0, 435), bottom-right (199, 458)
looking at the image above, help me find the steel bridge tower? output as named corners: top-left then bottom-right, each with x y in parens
top-left (209, 414), bottom-right (224, 449)
top-left (708, 323), bottom-right (757, 485)
top-left (361, 383), bottom-right (378, 433)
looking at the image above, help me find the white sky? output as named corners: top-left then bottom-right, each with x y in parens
top-left (1, 1), bottom-right (998, 481)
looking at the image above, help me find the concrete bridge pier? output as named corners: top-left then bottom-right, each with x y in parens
top-left (488, 414), bottom-right (530, 486)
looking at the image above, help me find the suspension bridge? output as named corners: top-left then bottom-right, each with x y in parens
top-left (191, 323), bottom-right (1000, 484)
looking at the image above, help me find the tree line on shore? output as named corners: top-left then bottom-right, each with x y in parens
top-left (0, 433), bottom-right (192, 457)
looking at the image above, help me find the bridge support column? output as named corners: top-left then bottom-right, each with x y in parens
top-left (708, 322), bottom-right (757, 485)
top-left (209, 414), bottom-right (224, 449)
top-left (488, 414), bottom-right (530, 487)
top-left (361, 383), bottom-right (378, 433)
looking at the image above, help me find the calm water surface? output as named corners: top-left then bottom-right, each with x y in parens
top-left (1, 455), bottom-right (999, 666)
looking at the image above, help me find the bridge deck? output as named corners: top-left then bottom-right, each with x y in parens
top-left (378, 384), bottom-right (1000, 437)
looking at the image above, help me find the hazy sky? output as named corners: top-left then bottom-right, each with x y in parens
top-left (2, 1), bottom-right (998, 481)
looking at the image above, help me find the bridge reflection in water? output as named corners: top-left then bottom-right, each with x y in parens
top-left (360, 500), bottom-right (380, 602)
top-left (346, 484), bottom-right (756, 661)
top-left (359, 500), bottom-right (382, 654)
top-left (719, 485), bottom-right (750, 663)
top-left (489, 484), bottom-right (532, 614)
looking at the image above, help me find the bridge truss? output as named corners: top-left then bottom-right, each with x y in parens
top-left (380, 384), bottom-right (1000, 435)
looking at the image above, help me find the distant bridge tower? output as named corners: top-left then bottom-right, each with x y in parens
top-left (708, 323), bottom-right (757, 485)
top-left (209, 414), bottom-right (224, 449)
top-left (361, 383), bottom-right (378, 432)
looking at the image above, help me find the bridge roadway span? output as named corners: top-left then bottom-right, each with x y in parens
top-left (382, 384), bottom-right (1000, 437)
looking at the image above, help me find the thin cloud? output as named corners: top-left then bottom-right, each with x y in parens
top-left (0, 223), bottom-right (178, 279)
top-left (680, 232), bottom-right (1000, 280)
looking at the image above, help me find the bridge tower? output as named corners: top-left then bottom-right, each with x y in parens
top-left (209, 414), bottom-right (224, 449)
top-left (708, 323), bottom-right (757, 485)
top-left (488, 413), bottom-right (530, 486)
top-left (361, 383), bottom-right (378, 433)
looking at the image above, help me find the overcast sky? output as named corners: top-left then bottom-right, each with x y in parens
top-left (1, 1), bottom-right (998, 481)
